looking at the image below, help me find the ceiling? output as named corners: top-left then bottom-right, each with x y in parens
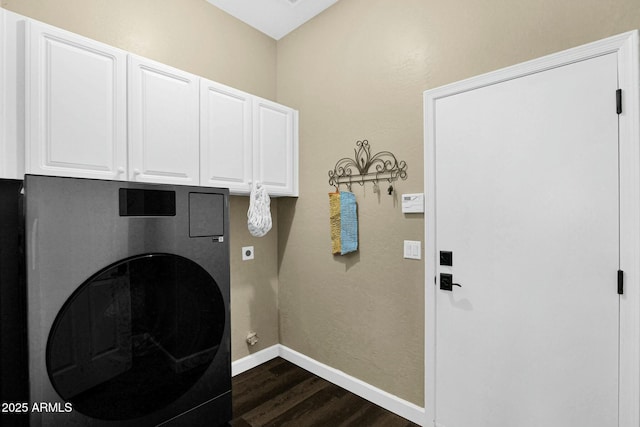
top-left (205, 0), bottom-right (339, 40)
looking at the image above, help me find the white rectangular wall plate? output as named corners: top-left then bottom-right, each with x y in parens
top-left (403, 240), bottom-right (421, 260)
top-left (402, 193), bottom-right (424, 213)
top-left (242, 246), bottom-right (254, 260)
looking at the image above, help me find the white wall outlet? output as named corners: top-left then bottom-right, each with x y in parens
top-left (242, 246), bottom-right (254, 260)
top-left (403, 240), bottom-right (421, 260)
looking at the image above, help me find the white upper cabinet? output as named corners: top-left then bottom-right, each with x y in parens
top-left (1, 10), bottom-right (25, 179)
top-left (200, 81), bottom-right (299, 197)
top-left (253, 98), bottom-right (298, 196)
top-left (25, 19), bottom-right (127, 180)
top-left (128, 55), bottom-right (200, 185)
top-left (200, 79), bottom-right (253, 194)
top-left (2, 10), bottom-right (298, 195)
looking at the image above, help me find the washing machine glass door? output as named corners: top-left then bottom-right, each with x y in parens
top-left (46, 253), bottom-right (225, 421)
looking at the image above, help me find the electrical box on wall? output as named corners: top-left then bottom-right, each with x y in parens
top-left (401, 193), bottom-right (424, 213)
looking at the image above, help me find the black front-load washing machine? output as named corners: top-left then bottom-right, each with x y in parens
top-left (0, 175), bottom-right (231, 426)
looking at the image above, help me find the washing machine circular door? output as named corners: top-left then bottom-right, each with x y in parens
top-left (45, 253), bottom-right (225, 420)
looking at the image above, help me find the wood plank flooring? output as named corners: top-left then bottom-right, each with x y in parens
top-left (231, 357), bottom-right (420, 427)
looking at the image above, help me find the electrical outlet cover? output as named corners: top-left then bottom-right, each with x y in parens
top-left (242, 246), bottom-right (254, 260)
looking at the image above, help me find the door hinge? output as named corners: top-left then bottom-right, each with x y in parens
top-left (618, 270), bottom-right (624, 295)
top-left (616, 89), bottom-right (622, 114)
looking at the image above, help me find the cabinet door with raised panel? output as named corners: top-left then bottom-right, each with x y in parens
top-left (253, 98), bottom-right (298, 196)
top-left (200, 79), bottom-right (252, 194)
top-left (26, 20), bottom-right (127, 180)
top-left (128, 55), bottom-right (199, 185)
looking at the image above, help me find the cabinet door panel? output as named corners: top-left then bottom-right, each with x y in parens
top-left (253, 98), bottom-right (298, 196)
top-left (200, 80), bottom-right (252, 193)
top-left (129, 56), bottom-right (199, 185)
top-left (26, 21), bottom-right (127, 180)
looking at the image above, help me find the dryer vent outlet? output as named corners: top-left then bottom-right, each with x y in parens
top-left (246, 332), bottom-right (258, 346)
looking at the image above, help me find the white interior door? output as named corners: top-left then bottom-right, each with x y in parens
top-left (430, 53), bottom-right (620, 427)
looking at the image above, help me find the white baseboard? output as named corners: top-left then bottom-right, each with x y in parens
top-left (231, 344), bottom-right (426, 425)
top-left (231, 345), bottom-right (280, 376)
top-left (278, 345), bottom-right (426, 426)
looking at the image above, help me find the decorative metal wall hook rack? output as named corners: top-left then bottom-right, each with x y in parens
top-left (328, 140), bottom-right (408, 192)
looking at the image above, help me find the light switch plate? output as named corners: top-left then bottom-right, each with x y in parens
top-left (403, 240), bottom-right (421, 260)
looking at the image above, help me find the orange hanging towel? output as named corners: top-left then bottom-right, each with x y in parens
top-left (329, 192), bottom-right (342, 254)
top-left (328, 191), bottom-right (358, 255)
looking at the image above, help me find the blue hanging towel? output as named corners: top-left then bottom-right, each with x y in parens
top-left (339, 191), bottom-right (358, 255)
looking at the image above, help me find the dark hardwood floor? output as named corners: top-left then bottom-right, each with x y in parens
top-left (231, 357), bottom-right (420, 427)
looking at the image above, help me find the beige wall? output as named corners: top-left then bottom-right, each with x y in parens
top-left (2, 0), bottom-right (280, 361)
top-left (276, 0), bottom-right (640, 406)
top-left (7, 0), bottom-right (640, 411)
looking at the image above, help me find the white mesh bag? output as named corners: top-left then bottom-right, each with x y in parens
top-left (247, 182), bottom-right (272, 237)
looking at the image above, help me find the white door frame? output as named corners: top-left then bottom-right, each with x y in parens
top-left (424, 31), bottom-right (640, 427)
